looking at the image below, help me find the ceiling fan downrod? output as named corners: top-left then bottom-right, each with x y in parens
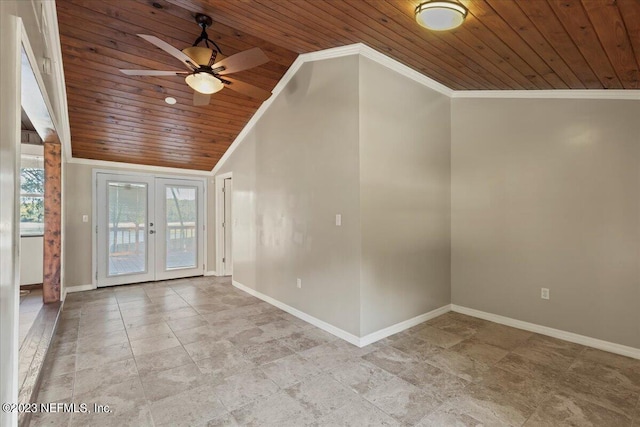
top-left (192, 13), bottom-right (222, 54)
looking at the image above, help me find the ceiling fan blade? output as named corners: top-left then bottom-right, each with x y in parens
top-left (120, 70), bottom-right (188, 76)
top-left (193, 91), bottom-right (211, 106)
top-left (222, 77), bottom-right (271, 101)
top-left (138, 34), bottom-right (197, 70)
top-left (213, 47), bottom-right (269, 75)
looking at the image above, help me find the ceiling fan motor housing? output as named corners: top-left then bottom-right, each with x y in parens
top-left (182, 46), bottom-right (216, 67)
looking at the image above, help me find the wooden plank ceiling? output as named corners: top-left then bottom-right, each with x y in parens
top-left (58, 0), bottom-right (640, 170)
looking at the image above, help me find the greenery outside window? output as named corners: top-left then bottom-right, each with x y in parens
top-left (20, 155), bottom-right (44, 236)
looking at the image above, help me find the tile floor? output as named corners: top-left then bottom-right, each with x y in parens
top-left (20, 288), bottom-right (44, 347)
top-left (32, 276), bottom-right (640, 426)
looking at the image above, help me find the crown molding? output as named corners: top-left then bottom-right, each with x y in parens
top-left (211, 43), bottom-right (453, 175)
top-left (67, 157), bottom-right (211, 176)
top-left (452, 89), bottom-right (640, 100)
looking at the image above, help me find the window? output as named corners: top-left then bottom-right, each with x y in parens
top-left (20, 155), bottom-right (44, 236)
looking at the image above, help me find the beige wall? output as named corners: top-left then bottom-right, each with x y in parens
top-left (451, 98), bottom-right (640, 348)
top-left (216, 56), bottom-right (363, 335)
top-left (359, 57), bottom-right (451, 335)
top-left (63, 162), bottom-right (211, 287)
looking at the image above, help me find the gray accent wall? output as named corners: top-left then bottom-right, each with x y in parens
top-left (216, 56), bottom-right (363, 335)
top-left (216, 55), bottom-right (453, 337)
top-left (451, 98), bottom-right (640, 348)
top-left (358, 57), bottom-right (451, 336)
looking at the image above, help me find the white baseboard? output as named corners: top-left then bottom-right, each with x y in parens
top-left (232, 280), bottom-right (362, 346)
top-left (204, 271), bottom-right (219, 277)
top-left (359, 304), bottom-right (452, 346)
top-left (451, 304), bottom-right (640, 360)
top-left (64, 284), bottom-right (95, 294)
top-left (232, 280), bottom-right (451, 347)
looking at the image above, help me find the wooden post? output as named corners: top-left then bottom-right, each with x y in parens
top-left (43, 134), bottom-right (61, 303)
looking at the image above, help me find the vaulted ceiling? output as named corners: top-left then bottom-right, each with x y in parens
top-left (58, 0), bottom-right (640, 170)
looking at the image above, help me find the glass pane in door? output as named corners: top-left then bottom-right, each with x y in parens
top-left (107, 182), bottom-right (148, 276)
top-left (165, 186), bottom-right (197, 269)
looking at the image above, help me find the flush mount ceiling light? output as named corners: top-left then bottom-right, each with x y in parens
top-left (185, 72), bottom-right (224, 94)
top-left (415, 0), bottom-right (468, 31)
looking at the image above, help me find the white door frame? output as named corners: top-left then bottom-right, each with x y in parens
top-left (215, 172), bottom-right (232, 276)
top-left (0, 13), bottom-right (22, 427)
top-left (92, 169), bottom-right (207, 289)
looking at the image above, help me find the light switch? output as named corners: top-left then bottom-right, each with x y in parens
top-left (82, 215), bottom-right (89, 223)
top-left (335, 214), bottom-right (342, 226)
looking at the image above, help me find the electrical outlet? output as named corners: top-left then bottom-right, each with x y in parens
top-left (296, 278), bottom-right (302, 289)
top-left (541, 288), bottom-right (550, 300)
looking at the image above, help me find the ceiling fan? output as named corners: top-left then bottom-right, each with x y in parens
top-left (119, 13), bottom-right (271, 106)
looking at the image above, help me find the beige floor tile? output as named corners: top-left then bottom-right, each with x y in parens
top-left (475, 367), bottom-right (554, 407)
top-left (472, 323), bottom-right (533, 350)
top-left (74, 358), bottom-right (138, 396)
top-left (76, 341), bottom-right (133, 371)
top-left (77, 318), bottom-right (124, 338)
top-left (184, 339), bottom-right (235, 361)
top-left (37, 372), bottom-right (75, 402)
top-left (449, 337), bottom-right (509, 366)
top-left (277, 328), bottom-right (336, 352)
top-left (213, 369), bottom-right (279, 411)
top-left (173, 324), bottom-right (221, 345)
top-left (559, 371), bottom-right (639, 417)
top-left (76, 329), bottom-right (129, 353)
top-left (524, 392), bottom-right (633, 427)
top-left (416, 403), bottom-right (483, 427)
top-left (134, 345), bottom-right (194, 376)
top-left (411, 325), bottom-right (466, 349)
top-left (261, 353), bottom-right (323, 388)
top-left (239, 338), bottom-right (294, 365)
top-left (206, 412), bottom-right (239, 426)
top-left (426, 313), bottom-right (485, 338)
top-left (579, 348), bottom-right (640, 372)
top-left (444, 384), bottom-right (536, 427)
top-left (569, 358), bottom-right (640, 392)
top-left (421, 347), bottom-right (491, 382)
top-left (72, 377), bottom-right (146, 417)
top-left (33, 276), bottom-right (639, 427)
top-left (363, 376), bottom-right (442, 425)
top-left (398, 360), bottom-right (469, 401)
top-left (231, 390), bottom-right (315, 426)
top-left (125, 321), bottom-right (173, 341)
top-left (495, 353), bottom-right (566, 385)
top-left (140, 362), bottom-right (214, 402)
top-left (329, 359), bottom-right (396, 395)
top-left (362, 346), bottom-right (421, 375)
top-left (130, 332), bottom-right (181, 357)
top-left (149, 383), bottom-right (227, 427)
top-left (166, 315), bottom-right (207, 332)
top-left (286, 373), bottom-right (358, 419)
top-left (315, 398), bottom-right (399, 426)
top-left (511, 335), bottom-right (584, 370)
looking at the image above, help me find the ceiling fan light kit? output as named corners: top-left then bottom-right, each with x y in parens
top-left (185, 73), bottom-right (224, 94)
top-left (415, 0), bottom-right (468, 31)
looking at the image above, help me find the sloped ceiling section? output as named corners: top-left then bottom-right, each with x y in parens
top-left (58, 0), bottom-right (640, 170)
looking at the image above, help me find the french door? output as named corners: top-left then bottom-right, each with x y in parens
top-left (96, 173), bottom-right (204, 287)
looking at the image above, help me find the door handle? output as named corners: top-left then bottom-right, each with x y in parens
top-left (149, 230), bottom-right (155, 234)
